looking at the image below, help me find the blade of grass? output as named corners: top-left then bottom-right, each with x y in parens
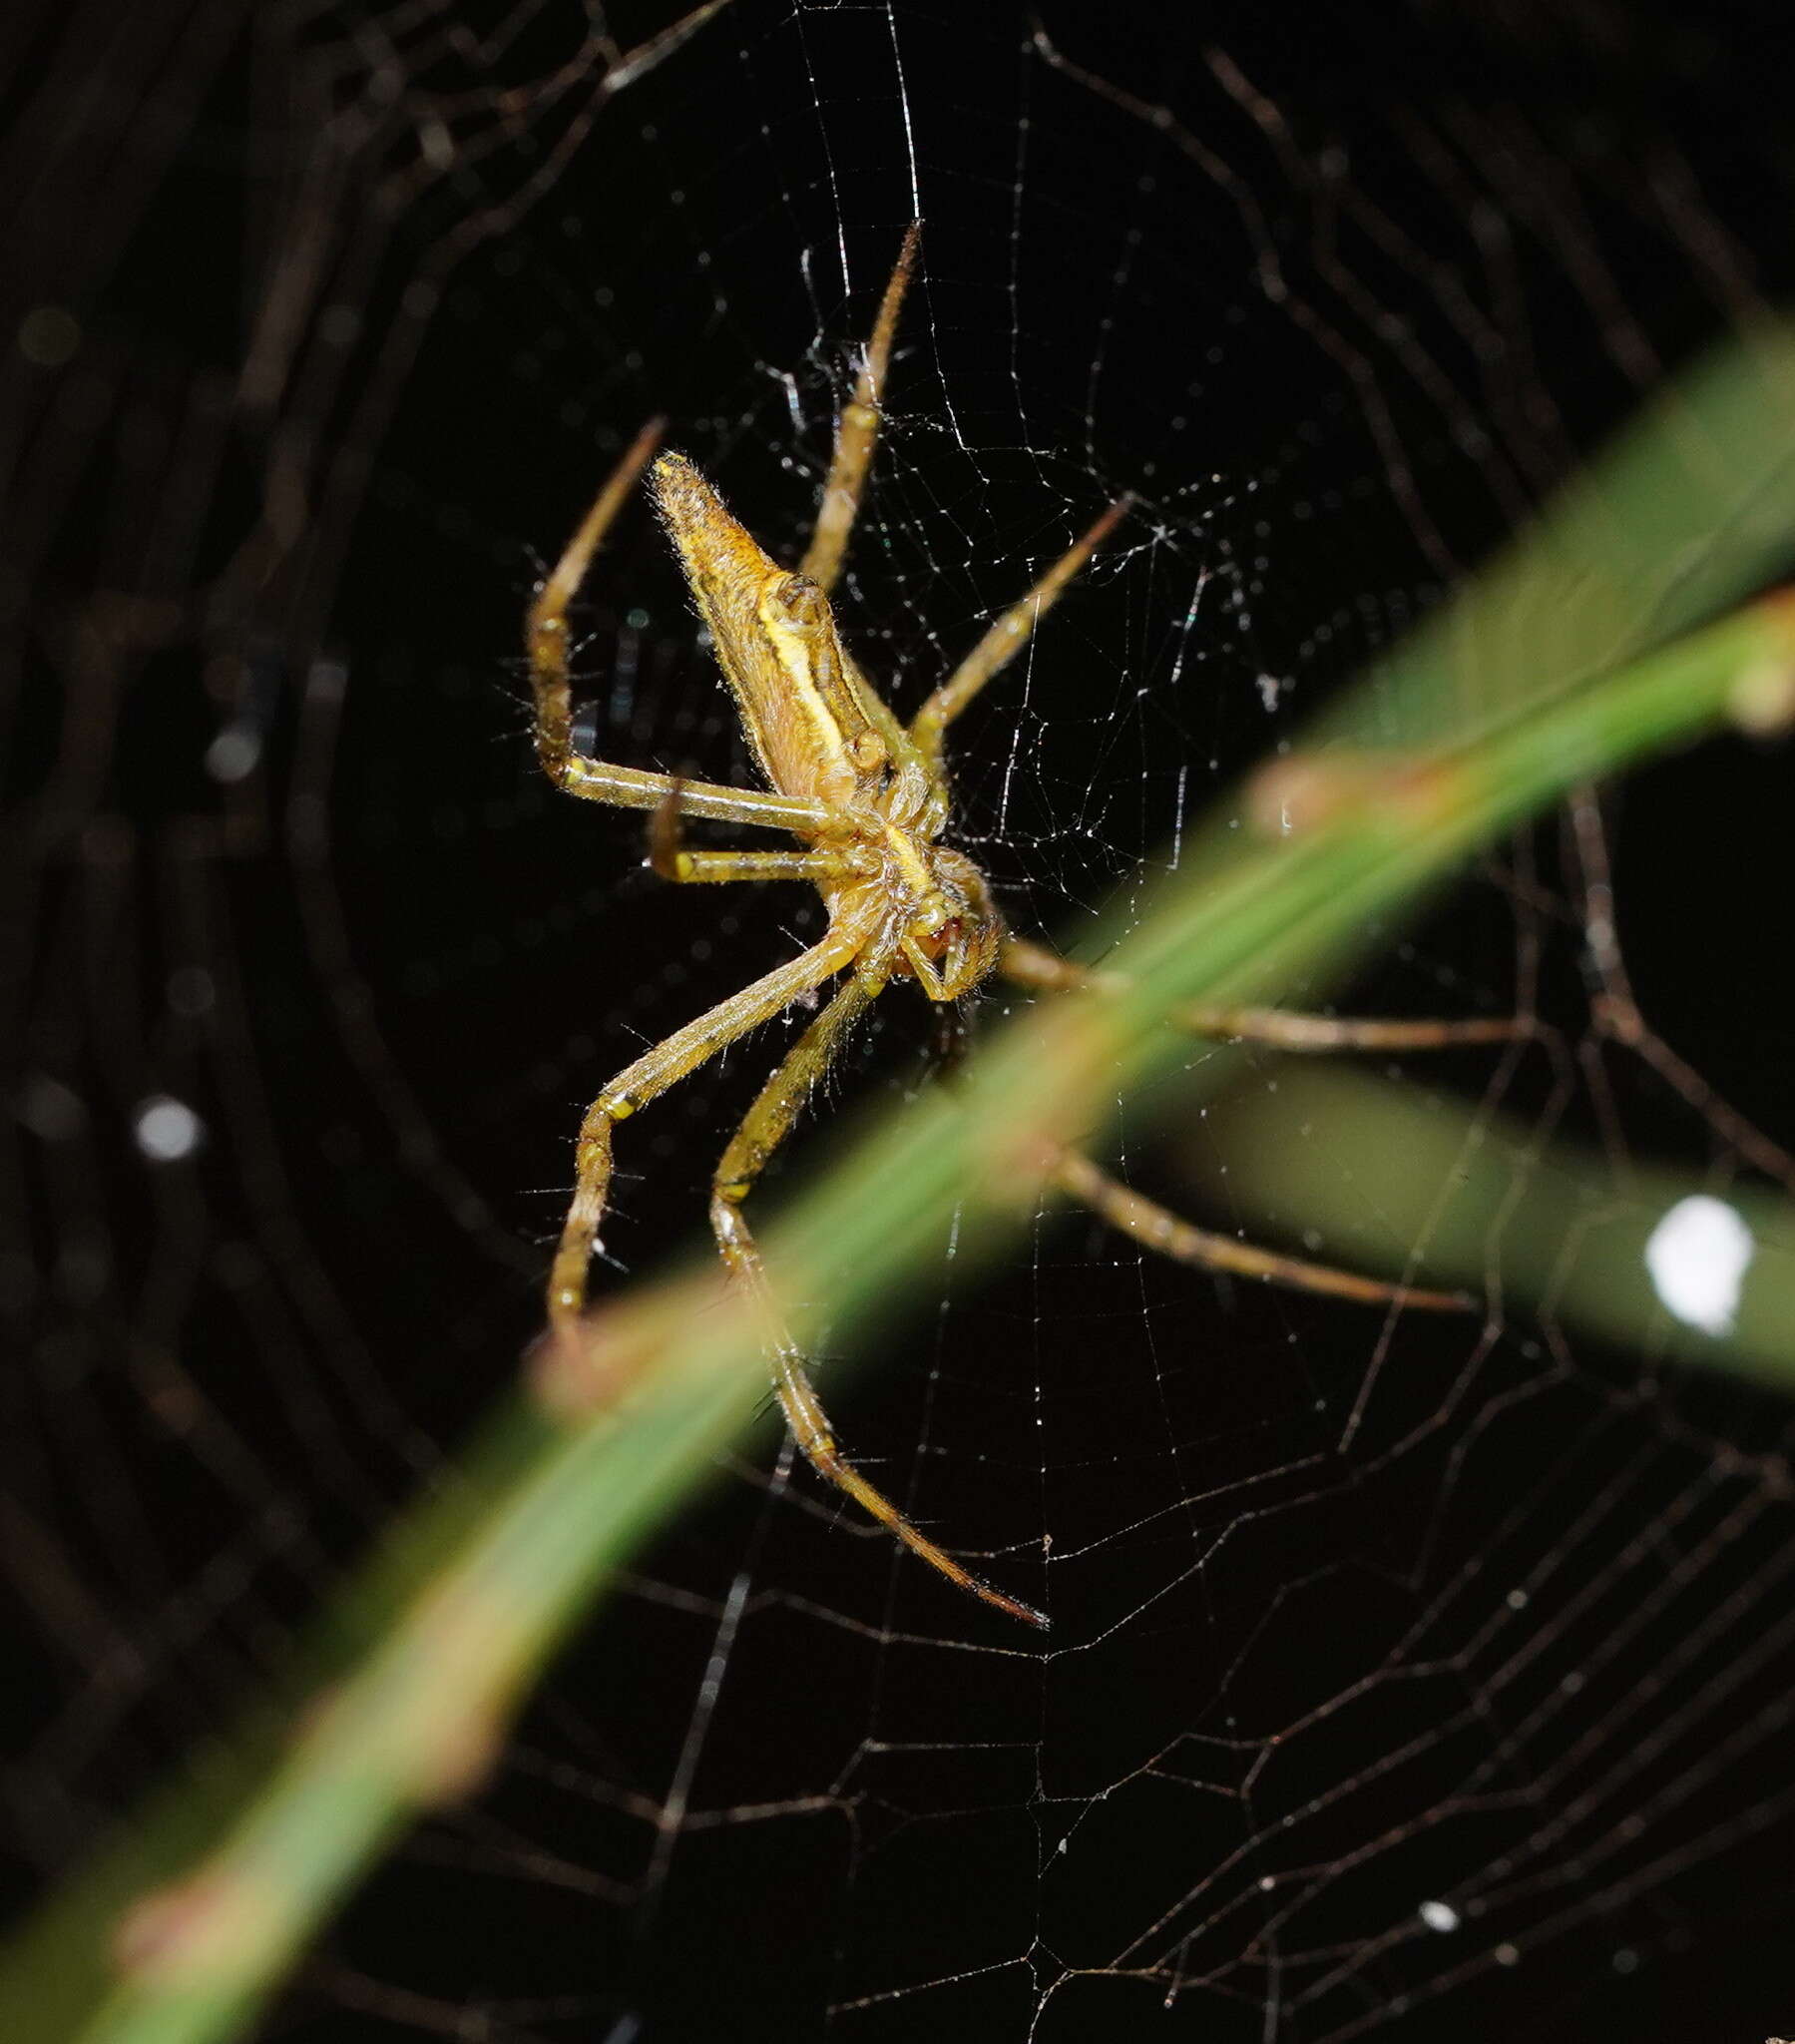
top-left (1327, 317), bottom-right (1795, 748)
top-left (1180, 1063), bottom-right (1795, 1390)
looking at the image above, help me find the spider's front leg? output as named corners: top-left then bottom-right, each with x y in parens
top-left (709, 956), bottom-right (1049, 1629)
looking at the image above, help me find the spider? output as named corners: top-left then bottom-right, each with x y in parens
top-left (527, 226), bottom-right (1504, 1627)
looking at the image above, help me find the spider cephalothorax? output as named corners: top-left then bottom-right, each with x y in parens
top-left (651, 448), bottom-right (1003, 1002)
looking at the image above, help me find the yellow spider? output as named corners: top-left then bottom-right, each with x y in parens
top-left (527, 227), bottom-right (1495, 1626)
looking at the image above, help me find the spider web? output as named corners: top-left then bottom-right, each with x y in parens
top-left (6, 2), bottom-right (1795, 2039)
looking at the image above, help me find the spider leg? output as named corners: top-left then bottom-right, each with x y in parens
top-left (649, 846), bottom-right (849, 885)
top-left (529, 417), bottom-right (834, 838)
top-left (799, 222), bottom-right (920, 596)
top-left (564, 762), bottom-right (833, 835)
top-left (548, 924), bottom-right (865, 1321)
top-left (911, 496), bottom-right (1130, 763)
top-left (711, 965), bottom-right (1049, 1628)
top-left (1002, 935), bottom-right (1528, 1052)
top-left (647, 779), bottom-right (854, 885)
top-left (1052, 1150), bottom-right (1473, 1312)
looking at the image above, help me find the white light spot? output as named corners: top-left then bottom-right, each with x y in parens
top-left (206, 726), bottom-right (261, 782)
top-left (134, 1095), bottom-right (204, 1162)
top-left (1644, 1195), bottom-right (1754, 1336)
top-left (1418, 1900), bottom-right (1459, 1933)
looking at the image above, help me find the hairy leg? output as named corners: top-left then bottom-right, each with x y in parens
top-left (647, 780), bottom-right (856, 885)
top-left (528, 418), bottom-right (833, 836)
top-left (711, 963), bottom-right (1049, 1627)
top-left (800, 223), bottom-right (919, 597)
top-left (548, 925), bottom-right (865, 1321)
top-left (911, 498), bottom-right (1130, 763)
top-left (1052, 1150), bottom-right (1472, 1312)
top-left (1003, 935), bottom-right (1527, 1052)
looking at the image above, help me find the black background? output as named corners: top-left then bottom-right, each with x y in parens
top-left (6, 1), bottom-right (1795, 2039)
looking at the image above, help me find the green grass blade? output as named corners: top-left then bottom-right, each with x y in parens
top-left (1185, 1063), bottom-right (1795, 1389)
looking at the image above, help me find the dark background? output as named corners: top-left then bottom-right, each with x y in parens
top-left (5, 1), bottom-right (1795, 2039)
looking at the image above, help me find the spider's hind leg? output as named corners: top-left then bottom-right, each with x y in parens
top-left (710, 963), bottom-right (1049, 1628)
top-left (529, 418), bottom-right (664, 786)
top-left (1002, 936), bottom-right (1530, 1054)
top-left (1003, 937), bottom-right (1498, 1308)
top-left (528, 423), bottom-right (830, 836)
top-left (547, 928), bottom-right (860, 1322)
top-left (1052, 1149), bottom-right (1473, 1312)
top-left (646, 779), bottom-right (849, 885)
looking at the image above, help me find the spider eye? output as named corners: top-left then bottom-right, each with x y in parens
top-left (764, 574), bottom-right (829, 632)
